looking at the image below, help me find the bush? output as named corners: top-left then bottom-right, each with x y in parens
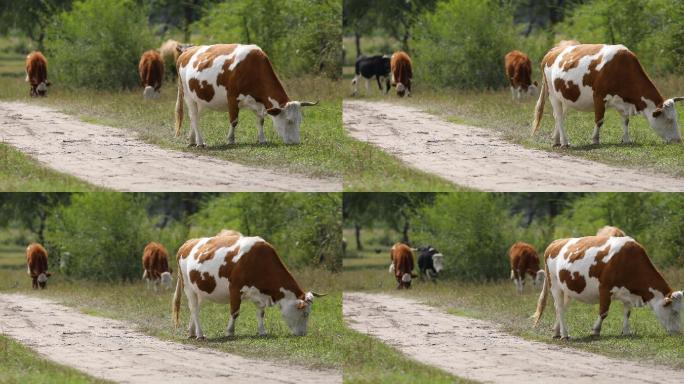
top-left (191, 193), bottom-right (342, 271)
top-left (411, 0), bottom-right (515, 89)
top-left (45, 0), bottom-right (156, 89)
top-left (194, 0), bottom-right (342, 79)
top-left (45, 193), bottom-right (152, 281)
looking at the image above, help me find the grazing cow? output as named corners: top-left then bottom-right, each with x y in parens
top-left (417, 245), bottom-right (444, 280)
top-left (25, 51), bottom-right (50, 97)
top-left (142, 242), bottom-right (172, 291)
top-left (138, 50), bottom-right (164, 99)
top-left (172, 231), bottom-right (325, 338)
top-left (26, 243), bottom-right (50, 289)
top-left (533, 42), bottom-right (683, 147)
top-left (160, 39), bottom-right (191, 79)
top-left (175, 44), bottom-right (318, 147)
top-left (533, 236), bottom-right (682, 339)
top-left (351, 55), bottom-right (391, 96)
top-left (389, 243), bottom-right (415, 289)
top-left (390, 51), bottom-right (413, 97)
top-left (508, 242), bottom-right (544, 294)
top-left (596, 225), bottom-right (626, 237)
top-left (504, 50), bottom-right (538, 99)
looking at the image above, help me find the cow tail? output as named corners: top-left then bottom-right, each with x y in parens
top-left (172, 264), bottom-right (183, 327)
top-left (532, 259), bottom-right (550, 326)
top-left (174, 75), bottom-right (184, 137)
top-left (532, 70), bottom-right (548, 135)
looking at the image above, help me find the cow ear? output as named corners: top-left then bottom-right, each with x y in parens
top-left (653, 108), bottom-right (663, 118)
top-left (664, 296), bottom-right (673, 307)
top-left (267, 107), bottom-right (283, 116)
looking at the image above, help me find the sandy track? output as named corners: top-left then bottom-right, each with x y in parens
top-left (0, 102), bottom-right (340, 191)
top-left (344, 292), bottom-right (683, 384)
top-left (0, 293), bottom-right (341, 384)
top-left (344, 100), bottom-right (684, 191)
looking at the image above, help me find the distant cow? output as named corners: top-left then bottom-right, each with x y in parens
top-left (504, 50), bottom-right (537, 99)
top-left (172, 231), bottom-right (325, 338)
top-left (417, 245), bottom-right (444, 280)
top-left (534, 236), bottom-right (682, 339)
top-left (160, 39), bottom-right (191, 79)
top-left (175, 44), bottom-right (318, 146)
top-left (596, 225), bottom-right (626, 237)
top-left (390, 51), bottom-right (413, 97)
top-left (142, 242), bottom-right (172, 291)
top-left (139, 50), bottom-right (164, 99)
top-left (533, 42), bottom-right (683, 147)
top-left (508, 242), bottom-right (544, 294)
top-left (352, 55), bottom-right (391, 96)
top-left (389, 243), bottom-right (415, 289)
top-left (25, 51), bottom-right (50, 97)
top-left (26, 243), bottom-right (50, 289)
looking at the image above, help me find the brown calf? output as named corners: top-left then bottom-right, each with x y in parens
top-left (139, 50), bottom-right (164, 99)
top-left (390, 242), bottom-right (415, 289)
top-left (508, 241), bottom-right (544, 294)
top-left (25, 51), bottom-right (50, 97)
top-left (142, 242), bottom-right (172, 290)
top-left (391, 51), bottom-right (413, 97)
top-left (504, 50), bottom-right (537, 99)
top-left (26, 243), bottom-right (50, 289)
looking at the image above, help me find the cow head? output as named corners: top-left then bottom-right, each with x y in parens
top-left (33, 81), bottom-right (50, 97)
top-left (651, 290), bottom-right (683, 334)
top-left (143, 86), bottom-right (160, 100)
top-left (527, 81), bottom-right (539, 96)
top-left (160, 271), bottom-right (173, 289)
top-left (37, 272), bottom-right (51, 289)
top-left (648, 98), bottom-right (682, 143)
top-left (432, 253), bottom-right (444, 274)
top-left (534, 269), bottom-right (546, 287)
top-left (266, 101), bottom-right (318, 144)
top-left (396, 82), bottom-right (410, 98)
top-left (279, 291), bottom-right (325, 336)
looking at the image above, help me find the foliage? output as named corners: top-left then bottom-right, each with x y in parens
top-left (411, 0), bottom-right (516, 89)
top-left (45, 0), bottom-right (156, 89)
top-left (191, 193), bottom-right (342, 271)
top-left (45, 193), bottom-right (152, 280)
top-left (0, 0), bottom-right (72, 50)
top-left (195, 0), bottom-right (342, 79)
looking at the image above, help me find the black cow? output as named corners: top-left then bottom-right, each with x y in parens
top-left (417, 246), bottom-right (444, 280)
top-left (352, 55), bottom-right (391, 96)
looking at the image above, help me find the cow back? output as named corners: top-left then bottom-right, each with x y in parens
top-left (391, 243), bottom-right (414, 276)
top-left (26, 52), bottom-right (47, 86)
top-left (26, 243), bottom-right (48, 276)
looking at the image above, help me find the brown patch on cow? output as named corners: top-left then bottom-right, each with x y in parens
top-left (391, 51), bottom-right (413, 95)
top-left (177, 46), bottom-right (201, 69)
top-left (559, 269), bottom-right (587, 293)
top-left (390, 243), bottom-right (414, 288)
top-left (189, 269), bottom-right (217, 293)
top-left (505, 51), bottom-right (533, 90)
top-left (564, 236), bottom-right (609, 262)
top-left (509, 242), bottom-right (540, 278)
top-left (177, 238), bottom-right (200, 260)
top-left (142, 242), bottom-right (170, 280)
top-left (192, 45), bottom-right (237, 71)
top-left (553, 78), bottom-right (580, 102)
top-left (188, 78), bottom-right (215, 102)
top-left (138, 50), bottom-right (164, 90)
top-left (558, 44), bottom-right (603, 71)
top-left (194, 233), bottom-right (242, 263)
top-left (581, 55), bottom-right (603, 89)
top-left (542, 40), bottom-right (580, 68)
top-left (26, 243), bottom-right (49, 289)
top-left (587, 244), bottom-right (613, 279)
top-left (545, 238), bottom-right (570, 259)
top-left (25, 51), bottom-right (48, 97)
top-left (218, 246), bottom-right (241, 279)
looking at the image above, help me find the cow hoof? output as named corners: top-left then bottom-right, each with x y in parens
top-left (561, 336), bottom-right (571, 341)
top-left (560, 144), bottom-right (570, 149)
top-left (196, 336), bottom-right (206, 341)
top-left (552, 335), bottom-right (561, 339)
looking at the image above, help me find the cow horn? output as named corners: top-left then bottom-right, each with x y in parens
top-left (300, 101), bottom-right (319, 107)
top-left (673, 97), bottom-right (684, 102)
top-left (311, 291), bottom-right (327, 297)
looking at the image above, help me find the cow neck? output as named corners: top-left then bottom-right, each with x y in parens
top-left (272, 258), bottom-right (305, 301)
top-left (645, 260), bottom-right (673, 299)
top-left (258, 59), bottom-right (291, 108)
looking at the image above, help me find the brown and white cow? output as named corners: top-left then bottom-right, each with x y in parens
top-left (391, 51), bottom-right (413, 97)
top-left (504, 50), bottom-right (537, 100)
top-left (533, 236), bottom-right (682, 339)
top-left (26, 243), bottom-right (50, 289)
top-left (138, 50), bottom-right (164, 99)
top-left (175, 44), bottom-right (318, 147)
top-left (533, 42), bottom-right (683, 147)
top-left (508, 241), bottom-right (544, 294)
top-left (596, 225), bottom-right (626, 237)
top-left (142, 242), bottom-right (172, 290)
top-left (172, 231), bottom-right (325, 338)
top-left (25, 51), bottom-right (50, 97)
top-left (389, 242), bottom-right (415, 289)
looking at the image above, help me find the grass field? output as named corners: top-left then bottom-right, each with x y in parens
top-left (0, 242), bottom-right (463, 383)
top-left (343, 228), bottom-right (684, 370)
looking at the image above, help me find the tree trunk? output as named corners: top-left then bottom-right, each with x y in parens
top-left (402, 31), bottom-right (410, 53)
top-left (355, 31), bottom-right (361, 57)
top-left (354, 223), bottom-right (363, 250)
top-left (402, 220), bottom-right (410, 245)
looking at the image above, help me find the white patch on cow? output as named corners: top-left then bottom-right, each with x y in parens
top-left (278, 288), bottom-right (311, 336)
top-left (231, 236), bottom-right (264, 263)
top-left (268, 97), bottom-right (281, 108)
top-left (604, 94), bottom-right (637, 117)
top-left (645, 98), bottom-right (682, 143)
top-left (388, 263), bottom-right (395, 274)
top-left (36, 82), bottom-right (47, 92)
top-left (610, 286), bottom-right (645, 307)
top-left (143, 86), bottom-right (159, 100)
top-left (228, 44), bottom-right (260, 71)
top-left (396, 83), bottom-right (406, 93)
top-left (401, 273), bottom-right (412, 283)
top-left (241, 285), bottom-right (274, 308)
top-left (237, 94), bottom-right (266, 116)
top-left (37, 273), bottom-right (48, 283)
top-left (160, 271), bottom-right (172, 289)
top-left (270, 102), bottom-right (303, 144)
top-left (648, 289), bottom-right (683, 334)
top-left (432, 253), bottom-right (444, 273)
top-left (24, 73), bottom-right (29, 82)
top-left (534, 269), bottom-right (545, 287)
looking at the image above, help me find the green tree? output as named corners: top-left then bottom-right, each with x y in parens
top-left (0, 0), bottom-right (72, 50)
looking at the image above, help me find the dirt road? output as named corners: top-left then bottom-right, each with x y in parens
top-left (0, 293), bottom-right (341, 384)
top-left (344, 100), bottom-right (684, 191)
top-left (344, 292), bottom-right (683, 384)
top-left (0, 102), bottom-right (340, 191)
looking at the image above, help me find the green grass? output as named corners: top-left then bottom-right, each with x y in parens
top-left (343, 228), bottom-right (684, 369)
top-left (0, 242), bottom-right (463, 383)
top-left (0, 335), bottom-right (110, 384)
top-left (0, 143), bottom-right (103, 191)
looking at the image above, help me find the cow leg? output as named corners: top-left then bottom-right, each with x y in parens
top-left (551, 286), bottom-right (570, 339)
top-left (384, 77), bottom-right (390, 94)
top-left (621, 303), bottom-right (633, 335)
top-left (592, 288), bottom-right (611, 337)
top-left (510, 86), bottom-right (515, 99)
top-left (592, 100), bottom-right (606, 145)
top-left (551, 99), bottom-right (569, 147)
top-left (32, 277), bottom-right (38, 289)
top-left (186, 100), bottom-right (205, 147)
top-left (227, 99), bottom-right (239, 145)
top-left (185, 290), bottom-right (204, 339)
top-left (351, 75), bottom-right (359, 96)
top-left (365, 78), bottom-right (371, 95)
top-left (256, 306), bottom-right (267, 336)
top-left (621, 116), bottom-right (632, 144)
top-left (226, 288), bottom-right (242, 337)
top-left (254, 111), bottom-right (267, 144)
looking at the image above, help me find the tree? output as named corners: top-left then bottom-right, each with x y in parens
top-left (0, 0), bottom-right (72, 50)
top-left (0, 193), bottom-right (70, 244)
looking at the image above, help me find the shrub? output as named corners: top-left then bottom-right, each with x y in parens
top-left (45, 0), bottom-right (156, 89)
top-left (411, 0), bottom-right (515, 89)
top-left (45, 193), bottom-right (152, 281)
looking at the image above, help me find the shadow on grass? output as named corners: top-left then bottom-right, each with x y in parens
top-left (570, 333), bottom-right (643, 343)
top-left (568, 142), bottom-right (645, 151)
top-left (206, 334), bottom-right (299, 343)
